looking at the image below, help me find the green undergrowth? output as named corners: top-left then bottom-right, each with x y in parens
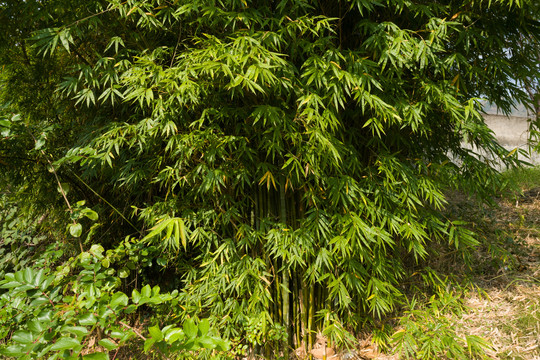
top-left (374, 167), bottom-right (540, 359)
top-left (3, 174), bottom-right (538, 360)
top-left (0, 187), bottom-right (506, 360)
top-left (387, 165), bottom-right (540, 360)
top-left (0, 176), bottom-right (536, 360)
top-left (390, 293), bottom-right (491, 360)
top-left (0, 198), bottom-right (230, 360)
top-left (502, 166), bottom-right (540, 193)
top-left (0, 243), bottom-right (230, 360)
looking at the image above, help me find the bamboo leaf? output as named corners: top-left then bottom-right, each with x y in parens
top-left (142, 219), bottom-right (172, 242)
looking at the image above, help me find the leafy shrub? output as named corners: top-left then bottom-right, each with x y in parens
top-left (0, 245), bottom-right (228, 359)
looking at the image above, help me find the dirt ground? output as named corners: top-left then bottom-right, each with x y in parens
top-left (455, 191), bottom-right (540, 360)
top-left (354, 188), bottom-right (540, 360)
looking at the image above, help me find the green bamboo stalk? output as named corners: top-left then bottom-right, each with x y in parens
top-left (254, 188), bottom-right (259, 230)
top-left (283, 271), bottom-right (290, 356)
top-left (308, 284), bottom-right (314, 354)
top-left (300, 276), bottom-right (307, 346)
top-left (275, 258), bottom-right (281, 320)
top-left (280, 180), bottom-right (290, 360)
top-left (259, 188), bottom-right (265, 230)
top-left (267, 186), bottom-right (274, 219)
top-left (325, 310), bottom-right (332, 351)
top-left (291, 270), bottom-right (297, 349)
top-left (294, 271), bottom-right (301, 348)
top-left (316, 283), bottom-right (323, 331)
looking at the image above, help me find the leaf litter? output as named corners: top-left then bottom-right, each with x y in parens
top-left (354, 188), bottom-right (540, 360)
top-left (450, 188), bottom-right (540, 360)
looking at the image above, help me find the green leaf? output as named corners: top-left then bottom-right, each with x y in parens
top-left (182, 338), bottom-right (197, 351)
top-left (81, 208), bottom-right (99, 221)
top-left (202, 335), bottom-right (230, 350)
top-left (12, 330), bottom-right (35, 344)
top-left (197, 336), bottom-right (220, 349)
top-left (27, 320), bottom-right (46, 333)
top-left (78, 313), bottom-right (97, 326)
top-left (142, 218), bottom-right (187, 250)
top-left (213, 338), bottom-right (230, 351)
top-left (148, 326), bottom-right (163, 341)
top-left (98, 339), bottom-right (118, 351)
top-left (0, 281), bottom-right (21, 289)
top-left (172, 219), bottom-right (180, 250)
top-left (30, 296), bottom-right (50, 307)
top-left (141, 219), bottom-right (171, 242)
top-left (198, 319), bottom-right (210, 336)
top-left (124, 305), bottom-right (137, 314)
top-left (69, 223), bottom-right (82, 237)
top-left (104, 36), bottom-right (125, 53)
top-left (40, 275), bottom-right (55, 291)
top-left (62, 326), bottom-right (88, 337)
top-left (141, 285), bottom-right (151, 298)
top-left (24, 267), bottom-right (34, 283)
top-left (131, 289), bottom-right (141, 304)
top-left (37, 310), bottom-right (52, 322)
top-left (165, 329), bottom-right (185, 343)
top-left (143, 338), bottom-right (155, 352)
top-left (82, 352), bottom-right (109, 360)
top-left (118, 268), bottom-right (129, 278)
top-left (183, 318), bottom-right (197, 339)
top-left (50, 337), bottom-right (80, 351)
top-left (89, 244), bottom-right (104, 257)
top-left (0, 345), bottom-right (25, 357)
top-left (110, 330), bottom-right (124, 339)
top-left (110, 292), bottom-right (128, 307)
top-left (35, 138), bottom-right (46, 150)
top-left (58, 28), bottom-right (73, 52)
top-left (176, 218), bottom-right (187, 250)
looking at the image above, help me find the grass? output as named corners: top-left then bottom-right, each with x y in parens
top-left (369, 166), bottom-right (540, 360)
top-left (451, 166), bottom-right (540, 360)
top-left (502, 166), bottom-right (540, 192)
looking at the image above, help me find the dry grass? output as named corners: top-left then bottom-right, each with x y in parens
top-left (360, 176), bottom-right (540, 360)
top-left (458, 282), bottom-right (540, 359)
top-left (450, 186), bottom-right (540, 360)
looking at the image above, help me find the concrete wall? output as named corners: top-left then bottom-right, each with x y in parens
top-left (481, 114), bottom-right (540, 166)
top-left (483, 114), bottom-right (531, 147)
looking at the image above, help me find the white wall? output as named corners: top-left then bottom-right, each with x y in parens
top-left (482, 114), bottom-right (540, 165)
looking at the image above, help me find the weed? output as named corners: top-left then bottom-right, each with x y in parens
top-left (501, 166), bottom-right (540, 193)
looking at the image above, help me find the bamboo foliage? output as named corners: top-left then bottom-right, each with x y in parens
top-left (2, 0), bottom-right (538, 357)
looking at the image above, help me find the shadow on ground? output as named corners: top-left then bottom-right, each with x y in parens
top-left (443, 190), bottom-right (540, 360)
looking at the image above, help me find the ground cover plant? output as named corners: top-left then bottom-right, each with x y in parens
top-left (444, 166), bottom-right (540, 360)
top-left (0, 0), bottom-right (539, 358)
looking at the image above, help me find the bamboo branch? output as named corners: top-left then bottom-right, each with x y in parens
top-left (25, 127), bottom-right (84, 253)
